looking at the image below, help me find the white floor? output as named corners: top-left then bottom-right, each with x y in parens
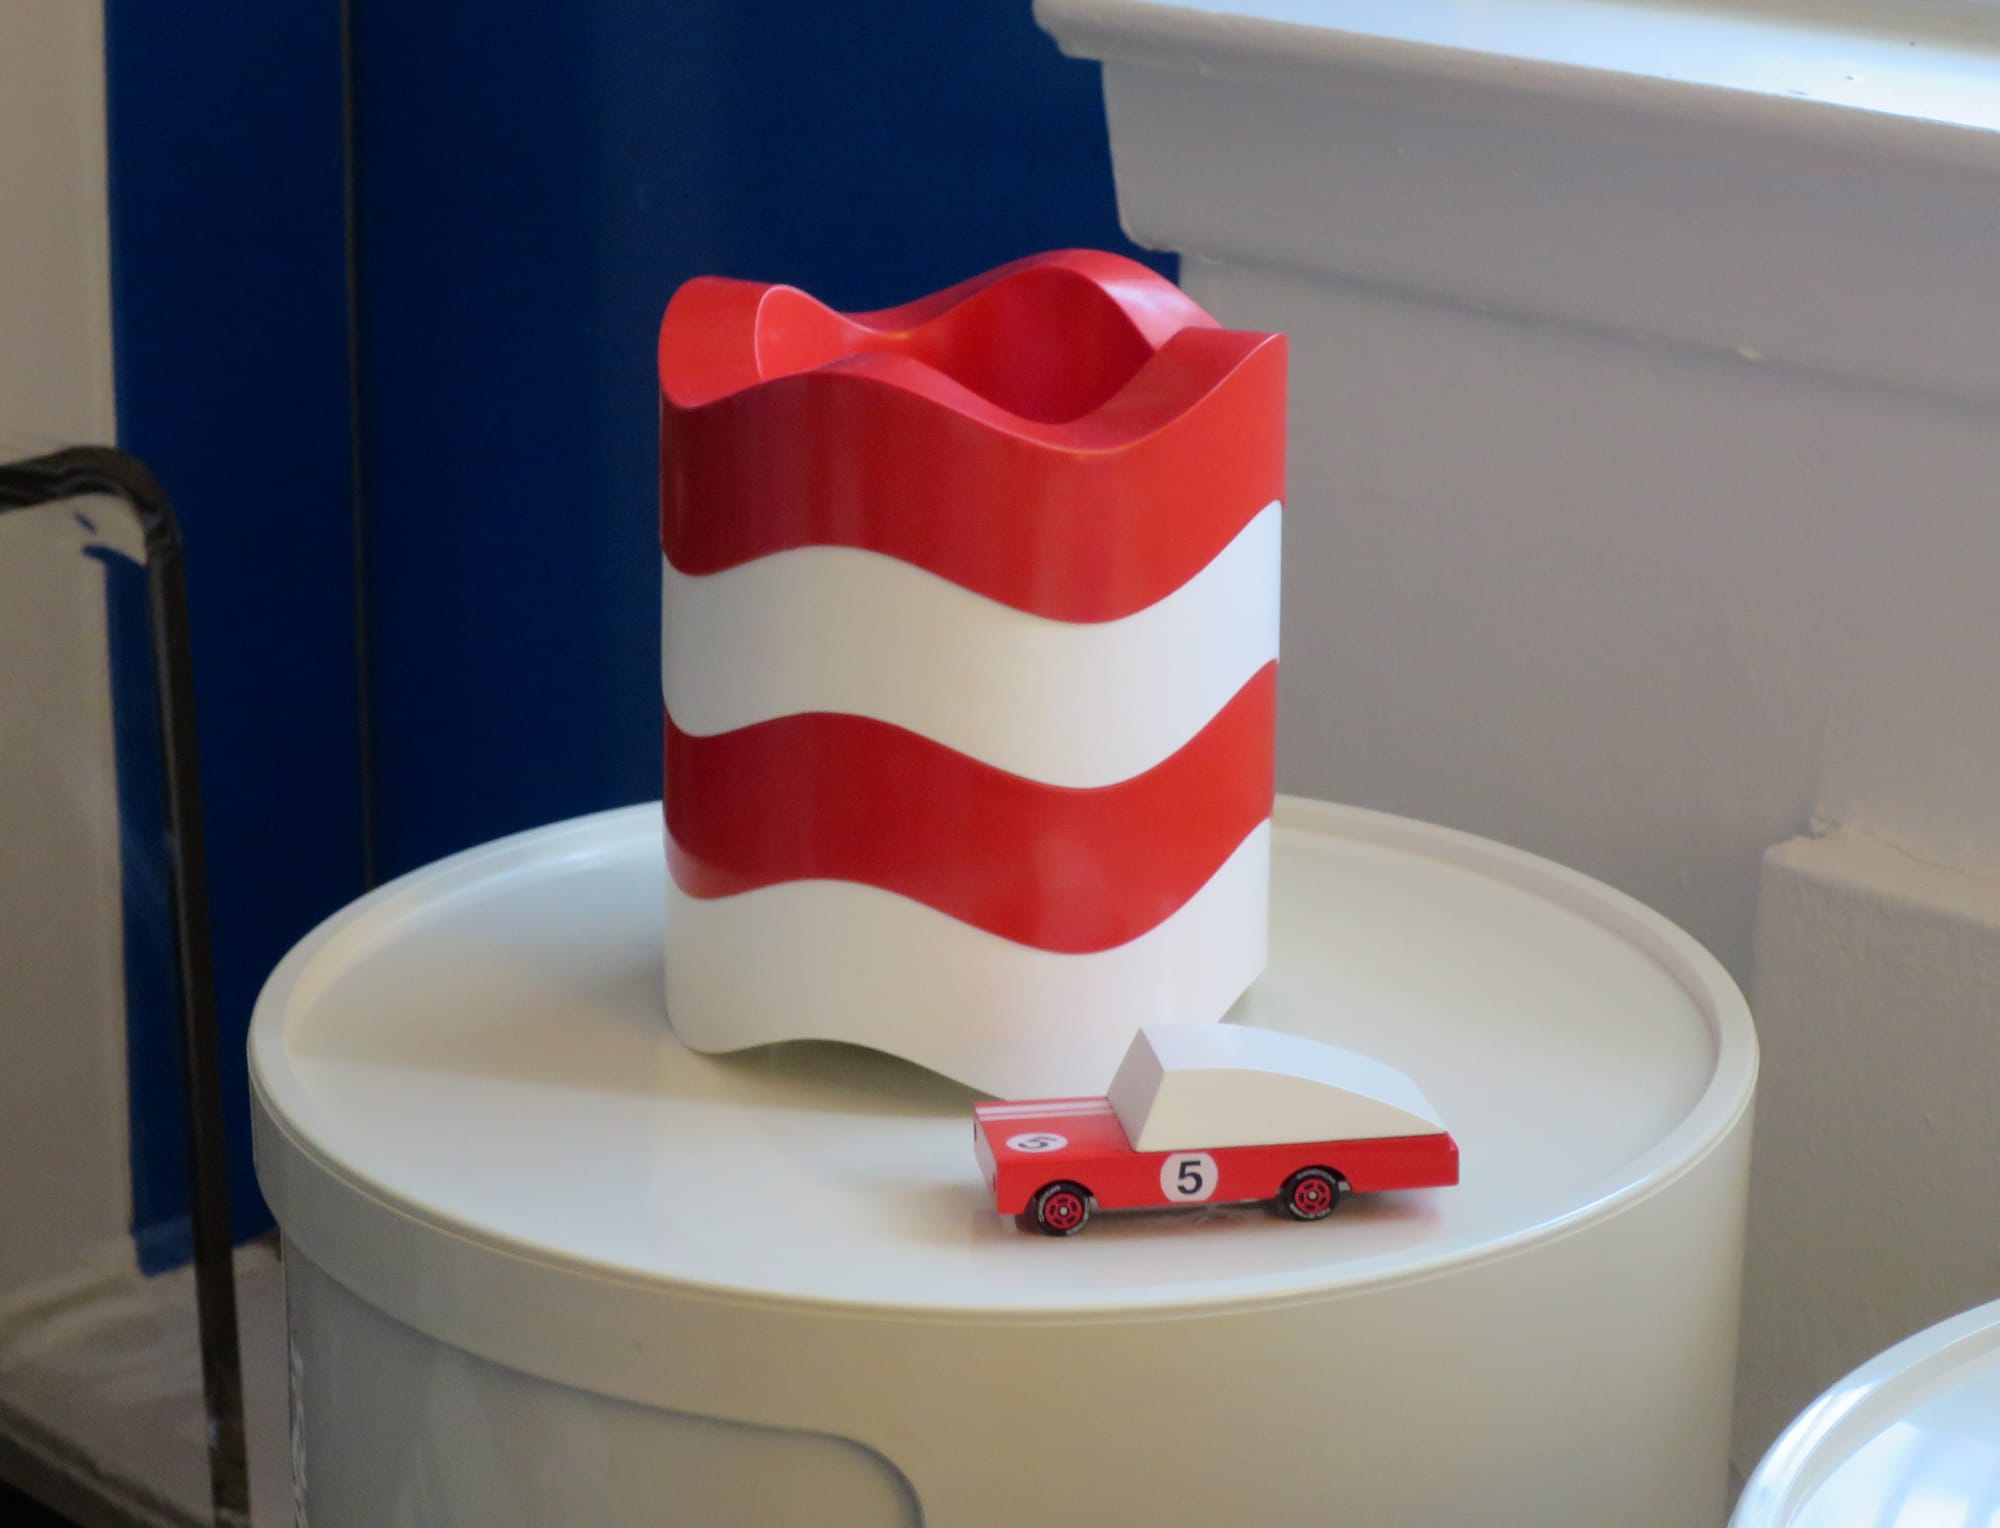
top-left (0, 1241), bottom-right (290, 1527)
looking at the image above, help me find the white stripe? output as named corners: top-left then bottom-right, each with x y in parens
top-left (976, 1101), bottom-right (1117, 1119)
top-left (662, 503), bottom-right (1280, 788)
top-left (666, 822), bottom-right (1270, 1100)
top-left (976, 1099), bottom-right (1116, 1114)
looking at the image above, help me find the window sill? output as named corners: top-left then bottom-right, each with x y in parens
top-left (1040, 0), bottom-right (2000, 408)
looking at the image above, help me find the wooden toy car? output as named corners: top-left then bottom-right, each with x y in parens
top-left (974, 1025), bottom-right (1459, 1235)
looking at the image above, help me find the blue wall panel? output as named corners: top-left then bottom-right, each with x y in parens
top-left (355, 1), bottom-right (1169, 876)
top-left (97, 0), bottom-right (1155, 1261)
top-left (104, 2), bottom-right (364, 1247)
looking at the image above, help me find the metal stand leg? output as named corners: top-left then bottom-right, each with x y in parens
top-left (0, 446), bottom-right (250, 1528)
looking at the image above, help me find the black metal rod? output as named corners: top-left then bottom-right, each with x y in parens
top-left (0, 445), bottom-right (250, 1528)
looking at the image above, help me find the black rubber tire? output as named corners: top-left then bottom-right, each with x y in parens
top-left (1279, 1167), bottom-right (1342, 1221)
top-left (1031, 1181), bottom-right (1093, 1236)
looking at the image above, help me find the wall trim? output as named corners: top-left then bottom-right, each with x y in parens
top-left (1041, 0), bottom-right (2000, 412)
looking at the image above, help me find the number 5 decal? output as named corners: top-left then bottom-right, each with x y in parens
top-left (1161, 1152), bottom-right (1218, 1203)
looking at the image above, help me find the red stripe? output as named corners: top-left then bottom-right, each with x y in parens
top-left (658, 254), bottom-right (1286, 623)
top-left (665, 663), bottom-right (1277, 954)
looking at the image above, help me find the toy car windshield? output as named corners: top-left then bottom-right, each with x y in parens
top-left (1107, 1024), bottom-right (1446, 1151)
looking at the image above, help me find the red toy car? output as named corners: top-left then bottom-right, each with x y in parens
top-left (975, 1025), bottom-right (1459, 1235)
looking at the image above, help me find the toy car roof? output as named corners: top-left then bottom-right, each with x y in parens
top-left (1106, 1025), bottom-right (1447, 1152)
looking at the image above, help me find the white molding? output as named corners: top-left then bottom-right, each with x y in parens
top-left (1040, 0), bottom-right (2000, 409)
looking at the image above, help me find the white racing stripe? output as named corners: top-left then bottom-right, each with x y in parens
top-left (975, 1101), bottom-right (1117, 1119)
top-left (665, 822), bottom-right (1271, 1100)
top-left (662, 503), bottom-right (1280, 788)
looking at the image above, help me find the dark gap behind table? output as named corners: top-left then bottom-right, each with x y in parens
top-left (0, 1481), bottom-right (81, 1527)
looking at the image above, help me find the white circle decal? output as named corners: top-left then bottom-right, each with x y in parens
top-left (1007, 1132), bottom-right (1068, 1153)
top-left (1161, 1152), bottom-right (1219, 1203)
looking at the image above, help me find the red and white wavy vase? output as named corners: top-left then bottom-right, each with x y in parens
top-left (658, 250), bottom-right (1285, 1097)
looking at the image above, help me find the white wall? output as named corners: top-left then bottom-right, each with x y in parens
top-left (0, 1), bottom-right (114, 443)
top-left (1180, 259), bottom-right (2000, 992)
top-left (1177, 263), bottom-right (2000, 1470)
top-left (1042, 0), bottom-right (2000, 1486)
top-left (0, 0), bottom-right (133, 1302)
top-left (1741, 830), bottom-right (2000, 1464)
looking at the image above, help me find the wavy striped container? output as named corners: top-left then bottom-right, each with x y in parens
top-left (657, 251), bottom-right (1285, 1098)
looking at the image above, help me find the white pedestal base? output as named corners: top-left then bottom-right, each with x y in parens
top-left (253, 798), bottom-right (1755, 1527)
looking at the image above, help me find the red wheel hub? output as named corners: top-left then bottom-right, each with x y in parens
top-left (1045, 1191), bottom-right (1084, 1229)
top-left (1294, 1178), bottom-right (1331, 1213)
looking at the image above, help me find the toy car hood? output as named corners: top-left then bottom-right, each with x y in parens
top-left (1107, 1024), bottom-right (1447, 1153)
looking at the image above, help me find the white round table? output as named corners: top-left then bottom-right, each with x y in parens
top-left (252, 796), bottom-right (1756, 1527)
top-left (1734, 1298), bottom-right (2000, 1528)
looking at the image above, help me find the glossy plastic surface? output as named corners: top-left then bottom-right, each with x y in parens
top-left (1106, 1021), bottom-right (1447, 1150)
top-left (284, 1251), bottom-right (922, 1528)
top-left (663, 665), bottom-right (1272, 951)
top-left (657, 500), bottom-right (1280, 789)
top-left (253, 796), bottom-right (1755, 1527)
top-left (657, 251), bottom-right (1284, 1093)
top-left (974, 1093), bottom-right (1458, 1218)
top-left (1733, 1298), bottom-right (2000, 1528)
top-left (664, 823), bottom-right (1271, 1101)
top-left (658, 251), bottom-right (1285, 619)
top-left (254, 796), bottom-right (1746, 1311)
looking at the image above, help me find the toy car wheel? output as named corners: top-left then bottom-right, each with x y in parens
top-left (1031, 1181), bottom-right (1092, 1236)
top-left (1280, 1167), bottom-right (1342, 1221)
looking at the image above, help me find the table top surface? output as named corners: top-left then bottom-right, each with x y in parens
top-left (250, 797), bottom-right (1753, 1315)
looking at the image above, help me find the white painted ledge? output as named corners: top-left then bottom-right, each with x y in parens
top-left (1040, 0), bottom-right (2000, 139)
top-left (1040, 0), bottom-right (2000, 408)
top-left (1741, 827), bottom-right (2000, 1467)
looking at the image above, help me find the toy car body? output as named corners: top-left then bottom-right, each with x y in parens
top-left (974, 1025), bottom-right (1459, 1235)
